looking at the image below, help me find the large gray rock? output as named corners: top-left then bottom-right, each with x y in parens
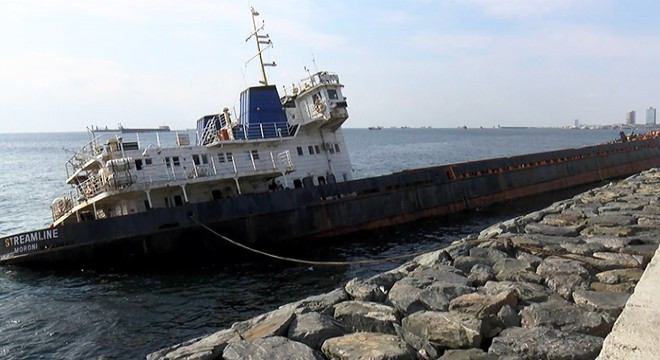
top-left (520, 301), bottom-right (609, 337)
top-left (287, 312), bottom-right (350, 351)
top-left (469, 248), bottom-right (508, 266)
top-left (493, 258), bottom-right (543, 284)
top-left (414, 250), bottom-right (454, 267)
top-left (386, 266), bottom-right (474, 315)
top-left (291, 288), bottom-right (349, 315)
top-left (402, 311), bottom-right (484, 349)
top-left (439, 348), bottom-right (498, 360)
top-left (497, 305), bottom-right (521, 328)
top-left (590, 281), bottom-right (636, 293)
top-left (582, 236), bottom-right (632, 251)
top-left (541, 213), bottom-right (585, 227)
top-left (393, 323), bottom-right (439, 360)
top-left (560, 242), bottom-right (607, 256)
top-left (545, 273), bottom-right (590, 300)
top-left (230, 307), bottom-right (294, 340)
top-left (524, 222), bottom-right (583, 237)
top-left (595, 268), bottom-right (644, 284)
top-left (321, 332), bottom-right (417, 360)
top-left (453, 256), bottom-right (491, 274)
top-left (333, 300), bottom-right (399, 334)
top-left (223, 336), bottom-right (323, 360)
top-left (591, 252), bottom-right (645, 269)
top-left (536, 256), bottom-right (592, 280)
top-left (449, 290), bottom-right (518, 318)
top-left (481, 281), bottom-right (557, 305)
top-left (489, 327), bottom-right (603, 360)
top-left (345, 271), bottom-right (401, 303)
top-left (572, 290), bottom-right (631, 318)
top-left (586, 214), bottom-right (636, 227)
top-left (146, 329), bottom-right (241, 360)
top-left (467, 264), bottom-right (495, 287)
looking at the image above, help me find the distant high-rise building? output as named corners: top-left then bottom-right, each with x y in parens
top-left (574, 119), bottom-right (580, 128)
top-left (626, 110), bottom-right (636, 125)
top-left (646, 107), bottom-right (656, 126)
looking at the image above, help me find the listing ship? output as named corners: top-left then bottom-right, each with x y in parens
top-left (2, 12), bottom-right (660, 267)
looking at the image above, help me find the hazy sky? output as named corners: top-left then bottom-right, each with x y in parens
top-left (2, 0), bottom-right (660, 132)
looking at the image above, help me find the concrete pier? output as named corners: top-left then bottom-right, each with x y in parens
top-left (148, 169), bottom-right (660, 360)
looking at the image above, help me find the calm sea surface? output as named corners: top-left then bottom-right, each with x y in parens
top-left (0, 128), bottom-right (623, 359)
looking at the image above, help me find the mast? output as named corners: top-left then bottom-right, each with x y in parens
top-left (246, 7), bottom-right (276, 85)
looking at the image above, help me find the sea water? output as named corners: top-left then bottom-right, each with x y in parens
top-left (0, 128), bottom-right (623, 359)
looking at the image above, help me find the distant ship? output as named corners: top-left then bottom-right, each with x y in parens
top-left (91, 124), bottom-right (171, 133)
top-left (368, 126), bottom-right (383, 130)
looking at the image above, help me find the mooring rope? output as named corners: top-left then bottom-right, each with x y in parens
top-left (190, 216), bottom-right (488, 266)
top-left (190, 216), bottom-right (625, 270)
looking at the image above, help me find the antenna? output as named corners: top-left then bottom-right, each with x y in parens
top-left (311, 52), bottom-right (318, 72)
top-left (245, 7), bottom-right (276, 86)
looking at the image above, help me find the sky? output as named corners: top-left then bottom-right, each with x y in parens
top-left (2, 0), bottom-right (660, 132)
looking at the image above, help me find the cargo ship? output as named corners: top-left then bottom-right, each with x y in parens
top-left (2, 10), bottom-right (660, 267)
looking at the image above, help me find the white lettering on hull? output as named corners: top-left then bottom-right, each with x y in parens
top-left (2, 228), bottom-right (60, 256)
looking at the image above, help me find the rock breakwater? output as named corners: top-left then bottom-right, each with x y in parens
top-left (148, 169), bottom-right (660, 360)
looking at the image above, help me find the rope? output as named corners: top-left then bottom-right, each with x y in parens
top-left (190, 216), bottom-right (487, 266)
top-left (190, 217), bottom-right (621, 271)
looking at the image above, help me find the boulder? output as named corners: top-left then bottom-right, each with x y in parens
top-left (386, 267), bottom-right (474, 315)
top-left (321, 332), bottom-right (417, 360)
top-left (468, 248), bottom-right (508, 266)
top-left (287, 312), bottom-right (350, 351)
top-left (515, 252), bottom-right (543, 269)
top-left (402, 311), bottom-right (484, 349)
top-left (230, 307), bottom-right (294, 340)
top-left (291, 288), bottom-right (349, 315)
top-left (453, 256), bottom-right (491, 274)
top-left (560, 242), bottom-right (607, 256)
top-left (524, 222), bottom-right (582, 237)
top-left (582, 236), bottom-right (632, 250)
top-left (572, 290), bottom-right (631, 318)
top-left (488, 327), bottom-right (603, 360)
top-left (414, 250), bottom-right (453, 267)
top-left (619, 244), bottom-right (658, 265)
top-left (520, 301), bottom-right (609, 337)
top-left (393, 323), bottom-right (439, 360)
top-left (146, 329), bottom-right (241, 360)
top-left (590, 282), bottom-right (636, 293)
top-left (481, 281), bottom-right (557, 305)
top-left (449, 290), bottom-right (518, 319)
top-left (541, 213), bottom-right (584, 227)
top-left (586, 214), bottom-right (636, 227)
top-left (493, 258), bottom-right (543, 284)
top-left (223, 336), bottom-right (323, 360)
top-left (536, 256), bottom-right (592, 280)
top-left (591, 252), bottom-right (645, 269)
top-left (439, 348), bottom-right (498, 360)
top-left (345, 271), bottom-right (401, 303)
top-left (544, 273), bottom-right (590, 300)
top-left (581, 225), bottom-right (636, 237)
top-left (497, 305), bottom-right (521, 328)
top-left (467, 264), bottom-right (495, 287)
top-left (595, 268), bottom-right (644, 284)
top-left (333, 300), bottom-right (399, 334)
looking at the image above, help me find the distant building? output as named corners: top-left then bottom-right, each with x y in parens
top-left (646, 107), bottom-right (656, 126)
top-left (626, 110), bottom-right (636, 125)
top-left (574, 119), bottom-right (580, 128)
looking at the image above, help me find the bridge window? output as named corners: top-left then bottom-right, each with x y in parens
top-left (251, 150), bottom-right (259, 160)
top-left (135, 159), bottom-right (143, 170)
top-left (297, 146), bottom-right (304, 156)
top-left (334, 144), bottom-right (340, 153)
top-left (173, 156), bottom-right (181, 166)
top-left (217, 153), bottom-right (225, 163)
top-left (327, 89), bottom-right (338, 100)
top-left (314, 145), bottom-right (321, 154)
top-left (308, 145), bottom-right (314, 155)
top-left (226, 152), bottom-right (234, 163)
